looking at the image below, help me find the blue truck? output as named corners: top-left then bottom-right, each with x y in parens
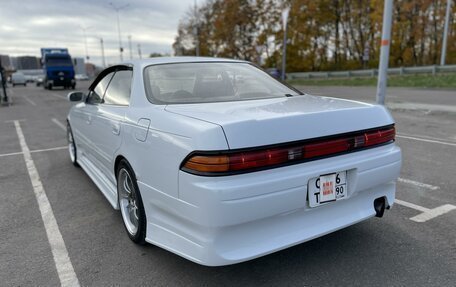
top-left (41, 48), bottom-right (76, 90)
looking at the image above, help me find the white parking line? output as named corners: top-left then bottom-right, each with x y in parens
top-left (52, 118), bottom-right (66, 131)
top-left (395, 199), bottom-right (429, 213)
top-left (0, 146), bottom-right (67, 158)
top-left (396, 134), bottom-right (456, 147)
top-left (410, 204), bottom-right (456, 222)
top-left (47, 93), bottom-right (66, 100)
top-left (397, 132), bottom-right (456, 144)
top-left (395, 199), bottom-right (456, 223)
top-left (397, 177), bottom-right (439, 190)
top-left (0, 151), bottom-right (23, 158)
top-left (14, 121), bottom-right (80, 287)
top-left (23, 96), bottom-right (37, 106)
top-left (31, 146), bottom-right (67, 153)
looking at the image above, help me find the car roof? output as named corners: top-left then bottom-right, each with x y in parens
top-left (119, 56), bottom-right (248, 69)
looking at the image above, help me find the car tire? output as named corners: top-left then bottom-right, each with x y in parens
top-left (117, 160), bottom-right (147, 245)
top-left (67, 123), bottom-right (80, 167)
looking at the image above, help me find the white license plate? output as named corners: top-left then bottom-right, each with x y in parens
top-left (308, 171), bottom-right (347, 208)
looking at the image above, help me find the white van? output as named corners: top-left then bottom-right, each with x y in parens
top-left (11, 72), bottom-right (26, 87)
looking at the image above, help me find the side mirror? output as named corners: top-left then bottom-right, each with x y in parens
top-left (67, 91), bottom-right (85, 102)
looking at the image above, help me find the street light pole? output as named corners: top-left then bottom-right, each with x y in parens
top-left (137, 43), bottom-right (142, 59)
top-left (440, 0), bottom-right (452, 66)
top-left (194, 0), bottom-right (200, 57)
top-left (376, 0), bottom-right (393, 105)
top-left (281, 6), bottom-right (290, 81)
top-left (99, 37), bottom-right (106, 68)
top-left (110, 2), bottom-right (129, 62)
top-left (80, 26), bottom-right (92, 60)
top-left (0, 60), bottom-right (8, 105)
top-left (128, 35), bottom-right (133, 60)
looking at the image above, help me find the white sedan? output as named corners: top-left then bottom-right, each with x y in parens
top-left (66, 57), bottom-right (401, 266)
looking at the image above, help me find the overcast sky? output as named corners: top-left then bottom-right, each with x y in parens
top-left (0, 0), bottom-right (195, 66)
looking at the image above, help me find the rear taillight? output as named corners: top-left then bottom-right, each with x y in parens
top-left (182, 125), bottom-right (395, 176)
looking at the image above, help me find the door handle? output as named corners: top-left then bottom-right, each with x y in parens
top-left (86, 114), bottom-right (92, 125)
top-left (112, 123), bottom-right (121, 135)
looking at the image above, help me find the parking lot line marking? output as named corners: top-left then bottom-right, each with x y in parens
top-left (397, 132), bottom-right (456, 144)
top-left (397, 177), bottom-right (439, 190)
top-left (0, 146), bottom-right (67, 158)
top-left (31, 146), bottom-right (67, 153)
top-left (395, 199), bottom-right (429, 213)
top-left (47, 93), bottom-right (66, 100)
top-left (23, 96), bottom-right (37, 106)
top-left (395, 199), bottom-right (456, 223)
top-left (4, 119), bottom-right (26, 123)
top-left (52, 118), bottom-right (66, 131)
top-left (0, 151), bottom-right (23, 158)
top-left (409, 204), bottom-right (456, 222)
top-left (14, 121), bottom-right (80, 287)
top-left (396, 134), bottom-right (456, 147)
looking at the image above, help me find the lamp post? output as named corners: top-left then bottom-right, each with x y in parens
top-left (281, 6), bottom-right (290, 81)
top-left (109, 2), bottom-right (129, 62)
top-left (376, 0), bottom-right (393, 105)
top-left (79, 25), bottom-right (92, 60)
top-left (440, 0), bottom-right (452, 66)
top-left (99, 37), bottom-right (106, 68)
top-left (128, 35), bottom-right (133, 60)
top-left (0, 60), bottom-right (7, 105)
top-left (194, 0), bottom-right (200, 57)
top-left (137, 43), bottom-right (142, 59)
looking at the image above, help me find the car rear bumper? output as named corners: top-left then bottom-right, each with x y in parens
top-left (139, 143), bottom-right (401, 266)
top-left (47, 78), bottom-right (75, 86)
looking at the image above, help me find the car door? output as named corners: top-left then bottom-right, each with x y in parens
top-left (77, 71), bottom-right (115, 169)
top-left (91, 68), bottom-right (133, 185)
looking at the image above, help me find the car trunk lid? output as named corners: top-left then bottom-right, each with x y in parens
top-left (165, 94), bottom-right (394, 149)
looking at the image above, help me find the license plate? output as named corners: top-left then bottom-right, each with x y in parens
top-left (308, 171), bottom-right (347, 208)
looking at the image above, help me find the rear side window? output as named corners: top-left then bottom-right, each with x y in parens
top-left (88, 72), bottom-right (114, 104)
top-left (103, 70), bottom-right (132, 106)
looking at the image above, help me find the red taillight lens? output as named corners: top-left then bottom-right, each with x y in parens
top-left (303, 138), bottom-right (350, 158)
top-left (364, 127), bottom-right (395, 147)
top-left (182, 125), bottom-right (395, 175)
top-left (228, 149), bottom-right (289, 171)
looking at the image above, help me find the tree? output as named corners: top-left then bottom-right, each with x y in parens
top-left (172, 0), bottom-right (456, 70)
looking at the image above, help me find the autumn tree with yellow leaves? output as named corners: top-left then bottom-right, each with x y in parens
top-left (173, 0), bottom-right (456, 72)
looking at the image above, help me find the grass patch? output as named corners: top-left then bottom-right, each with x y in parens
top-left (288, 73), bottom-right (456, 88)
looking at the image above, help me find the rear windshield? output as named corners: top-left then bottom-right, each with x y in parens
top-left (46, 57), bottom-right (73, 67)
top-left (144, 62), bottom-right (300, 104)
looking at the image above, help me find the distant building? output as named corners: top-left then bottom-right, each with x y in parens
top-left (73, 57), bottom-right (86, 75)
top-left (0, 55), bottom-right (12, 70)
top-left (15, 56), bottom-right (41, 70)
top-left (10, 57), bottom-right (18, 70)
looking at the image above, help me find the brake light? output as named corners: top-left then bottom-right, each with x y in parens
top-left (182, 125), bottom-right (395, 175)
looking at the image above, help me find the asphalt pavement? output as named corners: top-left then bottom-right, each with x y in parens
top-left (0, 83), bottom-right (455, 286)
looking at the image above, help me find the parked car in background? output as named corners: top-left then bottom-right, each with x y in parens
top-left (75, 74), bottom-right (89, 81)
top-left (266, 67), bottom-right (288, 80)
top-left (66, 57), bottom-right (401, 266)
top-left (35, 75), bottom-right (44, 87)
top-left (25, 75), bottom-right (35, 83)
top-left (11, 72), bottom-right (27, 86)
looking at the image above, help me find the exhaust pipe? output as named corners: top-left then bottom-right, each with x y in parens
top-left (374, 197), bottom-right (386, 218)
